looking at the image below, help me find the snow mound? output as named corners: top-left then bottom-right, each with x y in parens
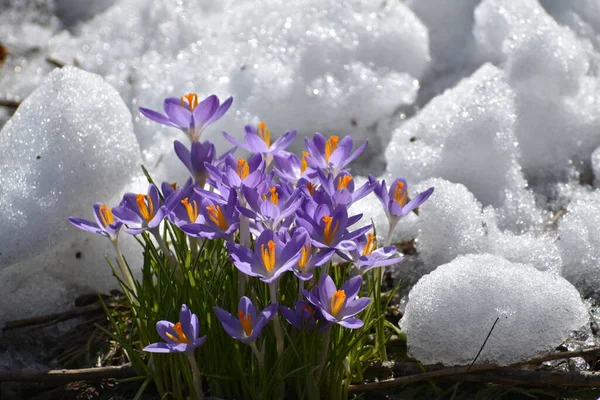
top-left (474, 0), bottom-right (600, 182)
top-left (400, 254), bottom-right (589, 366)
top-left (558, 190), bottom-right (600, 299)
top-left (0, 66), bottom-right (142, 267)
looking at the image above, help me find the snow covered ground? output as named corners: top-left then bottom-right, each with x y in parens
top-left (1, 0), bottom-right (599, 366)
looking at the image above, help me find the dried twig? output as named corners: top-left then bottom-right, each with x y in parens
top-left (0, 363), bottom-right (136, 383)
top-left (46, 56), bottom-right (67, 68)
top-left (350, 346), bottom-right (600, 392)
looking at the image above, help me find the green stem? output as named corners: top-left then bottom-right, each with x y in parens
top-left (150, 228), bottom-right (182, 282)
top-left (315, 325), bottom-right (332, 384)
top-left (269, 282), bottom-right (284, 356)
top-left (111, 238), bottom-right (137, 297)
top-left (185, 352), bottom-right (203, 400)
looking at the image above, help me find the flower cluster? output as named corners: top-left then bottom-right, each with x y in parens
top-left (69, 92), bottom-right (434, 397)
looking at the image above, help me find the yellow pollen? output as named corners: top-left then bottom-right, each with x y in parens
top-left (337, 175), bottom-right (353, 190)
top-left (325, 136), bottom-right (339, 162)
top-left (301, 151), bottom-right (310, 174)
top-left (393, 181), bottom-right (407, 207)
top-left (238, 310), bottom-right (253, 337)
top-left (136, 194), bottom-right (155, 222)
top-left (298, 243), bottom-right (311, 270)
top-left (257, 122), bottom-right (271, 147)
top-left (362, 233), bottom-right (376, 256)
top-left (165, 322), bottom-right (190, 344)
top-left (262, 187), bottom-right (279, 205)
top-left (236, 158), bottom-right (250, 179)
top-left (98, 204), bottom-right (114, 227)
top-left (330, 290), bottom-right (346, 316)
top-left (323, 215), bottom-right (340, 246)
top-left (180, 93), bottom-right (199, 111)
top-left (206, 205), bottom-right (228, 230)
top-left (181, 198), bottom-right (199, 222)
top-left (261, 240), bottom-right (276, 272)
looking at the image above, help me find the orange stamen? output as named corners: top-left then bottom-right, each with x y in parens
top-left (302, 305), bottom-right (314, 314)
top-left (165, 321), bottom-right (190, 344)
top-left (206, 205), bottom-right (228, 230)
top-left (324, 136), bottom-right (339, 162)
top-left (261, 240), bottom-right (276, 271)
top-left (323, 215), bottom-right (340, 246)
top-left (306, 182), bottom-right (316, 196)
top-left (301, 151), bottom-right (310, 174)
top-left (98, 204), bottom-right (114, 227)
top-left (136, 194), bottom-right (155, 222)
top-left (236, 158), bottom-right (250, 179)
top-left (330, 290), bottom-right (346, 316)
top-left (393, 181), bottom-right (407, 207)
top-left (262, 187), bottom-right (279, 205)
top-left (181, 198), bottom-right (199, 222)
top-left (257, 122), bottom-right (271, 147)
top-left (238, 310), bottom-right (253, 336)
top-left (298, 243), bottom-right (311, 270)
top-left (362, 233), bottom-right (376, 256)
top-left (337, 175), bottom-right (353, 190)
top-left (180, 93), bottom-right (199, 111)
top-left (170, 182), bottom-right (178, 190)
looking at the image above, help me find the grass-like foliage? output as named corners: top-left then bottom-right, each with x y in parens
top-left (69, 93), bottom-right (434, 399)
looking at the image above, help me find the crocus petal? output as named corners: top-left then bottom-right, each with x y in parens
top-left (214, 306), bottom-right (244, 340)
top-left (252, 303), bottom-right (278, 338)
top-left (165, 102), bottom-right (192, 129)
top-left (402, 187), bottom-right (435, 216)
top-left (271, 130), bottom-right (296, 152)
top-left (341, 275), bottom-right (363, 300)
top-left (179, 305), bottom-right (193, 338)
top-left (143, 342), bottom-right (174, 353)
top-left (68, 217), bottom-right (108, 238)
top-left (279, 305), bottom-right (302, 330)
top-left (208, 96), bottom-right (233, 124)
top-left (245, 133), bottom-right (270, 153)
top-left (139, 107), bottom-right (175, 126)
top-left (222, 131), bottom-right (250, 151)
top-left (341, 140), bottom-right (368, 169)
top-left (337, 317), bottom-right (364, 329)
top-left (174, 140), bottom-right (193, 172)
top-left (319, 275), bottom-right (337, 308)
top-left (156, 321), bottom-right (176, 344)
top-left (112, 206), bottom-right (143, 226)
top-left (227, 242), bottom-right (261, 278)
top-left (192, 95), bottom-right (219, 125)
top-left (339, 297), bottom-right (370, 319)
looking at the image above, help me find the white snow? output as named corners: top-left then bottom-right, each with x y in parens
top-left (400, 254), bottom-right (589, 366)
top-left (558, 190), bottom-right (600, 299)
top-left (0, 0), bottom-right (600, 367)
top-left (0, 66), bottom-right (143, 320)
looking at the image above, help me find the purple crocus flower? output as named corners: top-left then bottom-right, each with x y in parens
top-left (292, 241), bottom-right (335, 281)
top-left (349, 233), bottom-right (404, 274)
top-left (316, 170), bottom-right (377, 207)
top-left (273, 151), bottom-right (314, 185)
top-left (143, 304), bottom-right (207, 353)
top-left (206, 153), bottom-right (265, 191)
top-left (279, 300), bottom-right (323, 332)
top-left (179, 189), bottom-right (240, 240)
top-left (140, 94), bottom-right (233, 142)
top-left (68, 202), bottom-right (123, 241)
top-left (167, 184), bottom-right (206, 227)
top-left (239, 184), bottom-right (303, 232)
top-left (112, 184), bottom-right (180, 235)
top-left (226, 228), bottom-right (306, 284)
top-left (295, 204), bottom-right (371, 259)
top-left (223, 122), bottom-right (296, 158)
top-left (214, 297), bottom-right (278, 344)
top-left (303, 275), bottom-right (370, 329)
top-left (304, 134), bottom-right (367, 176)
top-left (174, 140), bottom-right (215, 187)
top-left (374, 178), bottom-right (434, 227)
